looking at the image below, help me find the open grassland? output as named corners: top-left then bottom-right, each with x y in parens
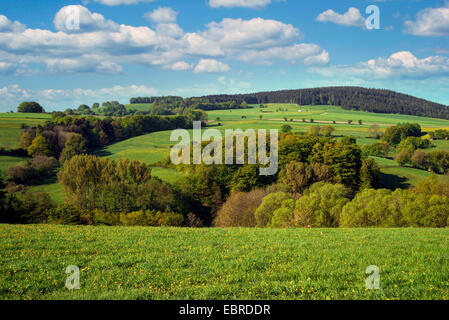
top-left (30, 177), bottom-right (66, 205)
top-left (209, 104), bottom-right (449, 128)
top-left (124, 103), bottom-right (153, 112)
top-left (0, 156), bottom-right (27, 174)
top-left (93, 130), bottom-right (183, 183)
top-left (371, 156), bottom-right (449, 189)
top-left (0, 114), bottom-right (50, 149)
top-left (0, 224), bottom-right (448, 300)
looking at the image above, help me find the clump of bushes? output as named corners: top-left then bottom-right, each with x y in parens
top-left (214, 188), bottom-right (268, 227)
top-left (46, 205), bottom-right (183, 227)
top-left (5, 156), bottom-right (58, 185)
top-left (0, 190), bottom-right (55, 224)
top-left (214, 184), bottom-right (290, 228)
top-left (219, 175), bottom-right (449, 229)
top-left (119, 210), bottom-right (183, 227)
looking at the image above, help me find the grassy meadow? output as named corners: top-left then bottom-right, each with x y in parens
top-left (0, 113), bottom-right (50, 149)
top-left (1, 224), bottom-right (448, 300)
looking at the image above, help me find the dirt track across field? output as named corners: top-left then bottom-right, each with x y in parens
top-left (267, 118), bottom-right (392, 126)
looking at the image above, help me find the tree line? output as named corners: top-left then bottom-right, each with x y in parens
top-left (215, 175), bottom-right (449, 228)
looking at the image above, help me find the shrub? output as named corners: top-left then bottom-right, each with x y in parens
top-left (281, 124), bottom-right (292, 133)
top-left (254, 192), bottom-right (293, 227)
top-left (6, 164), bottom-right (39, 185)
top-left (214, 188), bottom-right (268, 227)
top-left (59, 155), bottom-right (175, 214)
top-left (0, 191), bottom-right (55, 224)
top-left (341, 189), bottom-right (406, 227)
top-left (6, 156), bottom-right (57, 185)
top-left (270, 199), bottom-right (295, 228)
top-left (294, 182), bottom-right (350, 227)
top-left (360, 158), bottom-right (381, 189)
top-left (28, 135), bottom-right (53, 157)
top-left (395, 149), bottom-right (412, 166)
top-left (46, 204), bottom-right (87, 225)
top-left (119, 210), bottom-right (183, 227)
top-left (231, 165), bottom-right (274, 192)
top-left (31, 155), bottom-right (58, 175)
top-left (90, 209), bottom-right (119, 226)
top-left (362, 142), bottom-right (389, 157)
top-left (422, 195), bottom-right (449, 227)
top-left (60, 133), bottom-right (88, 164)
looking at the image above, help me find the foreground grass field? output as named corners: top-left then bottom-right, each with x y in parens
top-left (1, 224), bottom-right (448, 300)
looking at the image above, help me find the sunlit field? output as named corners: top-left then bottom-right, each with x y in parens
top-left (1, 224), bottom-right (448, 300)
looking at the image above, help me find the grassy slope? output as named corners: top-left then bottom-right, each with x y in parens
top-left (1, 224), bottom-right (448, 300)
top-left (209, 104), bottom-right (449, 127)
top-left (0, 113), bottom-right (50, 149)
top-left (124, 103), bottom-right (153, 112)
top-left (372, 156), bottom-right (449, 189)
top-left (0, 156), bottom-right (27, 174)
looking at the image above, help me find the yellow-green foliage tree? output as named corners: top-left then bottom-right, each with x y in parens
top-left (254, 192), bottom-right (293, 227)
top-left (294, 182), bottom-right (350, 228)
top-left (18, 131), bottom-right (35, 150)
top-left (27, 135), bottom-right (52, 157)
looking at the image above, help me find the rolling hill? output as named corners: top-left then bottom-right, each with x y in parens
top-left (199, 87), bottom-right (449, 120)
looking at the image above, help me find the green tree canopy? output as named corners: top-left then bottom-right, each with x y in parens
top-left (17, 102), bottom-right (45, 113)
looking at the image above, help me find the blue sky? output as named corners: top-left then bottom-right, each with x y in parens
top-left (0, 0), bottom-right (449, 112)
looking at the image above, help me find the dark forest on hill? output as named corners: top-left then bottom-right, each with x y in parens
top-left (198, 87), bottom-right (449, 120)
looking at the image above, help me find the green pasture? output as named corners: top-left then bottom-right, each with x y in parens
top-left (0, 156), bottom-right (27, 174)
top-left (0, 114), bottom-right (50, 149)
top-left (371, 156), bottom-right (449, 189)
top-left (209, 104), bottom-right (449, 128)
top-left (124, 103), bottom-right (153, 112)
top-left (1, 225), bottom-right (448, 300)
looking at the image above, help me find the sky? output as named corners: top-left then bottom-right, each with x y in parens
top-left (0, 0), bottom-right (449, 112)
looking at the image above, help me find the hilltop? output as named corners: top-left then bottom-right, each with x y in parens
top-left (198, 87), bottom-right (449, 120)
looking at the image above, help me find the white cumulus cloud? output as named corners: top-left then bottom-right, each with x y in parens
top-left (0, 6), bottom-right (330, 76)
top-left (54, 5), bottom-right (119, 33)
top-left (209, 0), bottom-right (272, 9)
top-left (0, 15), bottom-right (26, 33)
top-left (404, 5), bottom-right (449, 36)
top-left (0, 84), bottom-right (159, 112)
top-left (316, 7), bottom-right (365, 27)
top-left (145, 7), bottom-right (178, 24)
top-left (310, 51), bottom-right (449, 80)
top-left (194, 59), bottom-right (230, 73)
top-left (164, 61), bottom-right (192, 71)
